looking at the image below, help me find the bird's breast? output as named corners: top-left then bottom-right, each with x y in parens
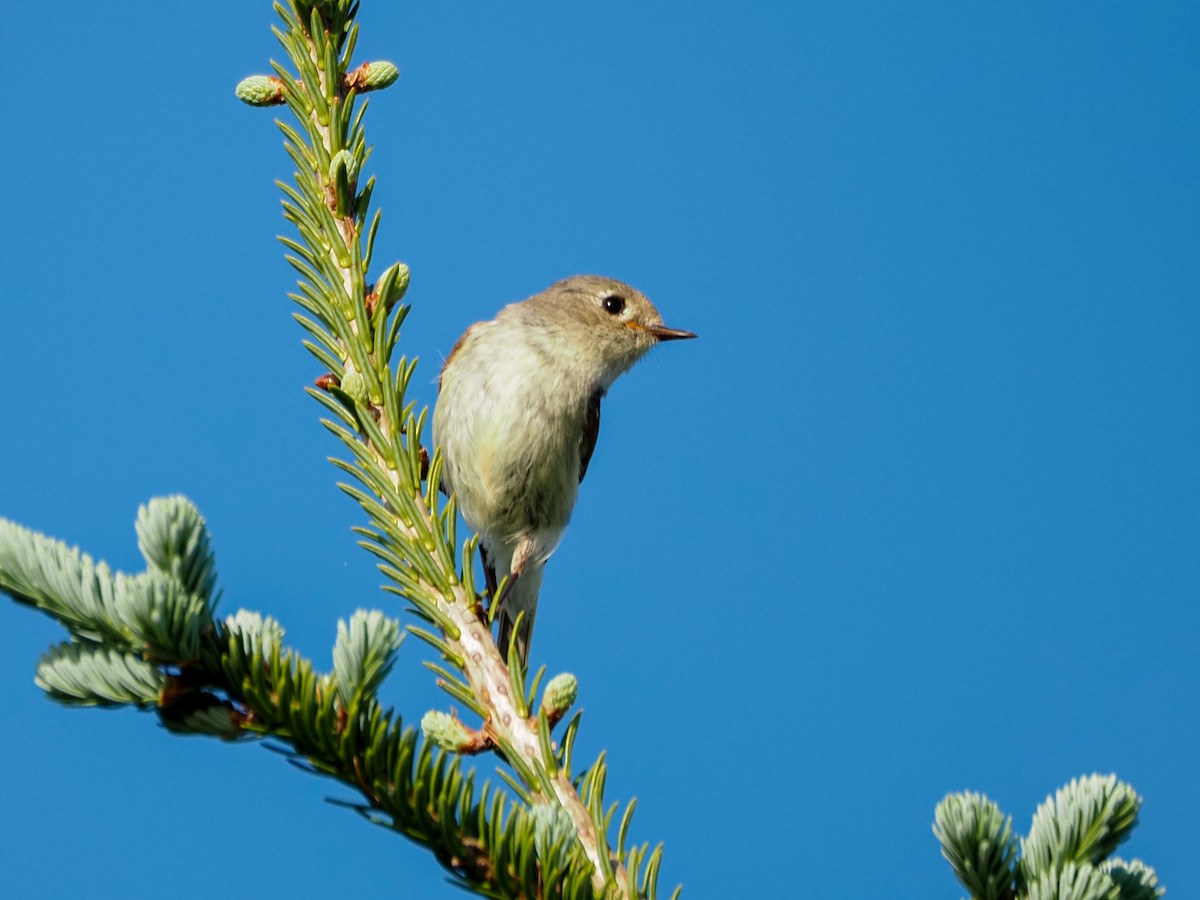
top-left (434, 328), bottom-right (589, 541)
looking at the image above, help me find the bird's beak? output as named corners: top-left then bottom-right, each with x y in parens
top-left (644, 324), bottom-right (698, 342)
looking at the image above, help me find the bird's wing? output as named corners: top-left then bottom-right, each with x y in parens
top-left (439, 323), bottom-right (481, 387)
top-left (579, 388), bottom-right (603, 483)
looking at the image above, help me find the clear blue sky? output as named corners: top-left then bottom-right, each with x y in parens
top-left (1, 3), bottom-right (1197, 897)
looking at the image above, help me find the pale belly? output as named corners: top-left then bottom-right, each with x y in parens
top-left (434, 339), bottom-right (585, 548)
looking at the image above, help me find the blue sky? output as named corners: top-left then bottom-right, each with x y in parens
top-left (1, 3), bottom-right (1197, 897)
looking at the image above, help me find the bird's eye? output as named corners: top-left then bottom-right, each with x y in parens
top-left (601, 295), bottom-right (626, 316)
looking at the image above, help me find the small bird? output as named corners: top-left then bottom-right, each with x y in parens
top-left (433, 275), bottom-right (696, 667)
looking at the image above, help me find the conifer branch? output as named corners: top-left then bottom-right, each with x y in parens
top-left (0, 500), bottom-right (615, 896)
top-left (934, 774), bottom-right (1164, 899)
top-left (238, 2), bottom-right (659, 893)
top-left (0, 2), bottom-right (675, 898)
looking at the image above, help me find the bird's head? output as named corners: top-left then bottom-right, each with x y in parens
top-left (522, 274), bottom-right (696, 388)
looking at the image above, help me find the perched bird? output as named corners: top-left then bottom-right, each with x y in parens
top-left (433, 275), bottom-right (696, 667)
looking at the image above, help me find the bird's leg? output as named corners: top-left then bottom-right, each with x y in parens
top-left (477, 544), bottom-right (499, 622)
top-left (493, 568), bottom-right (524, 663)
top-left (493, 569), bottom-right (521, 619)
top-left (480, 544), bottom-right (499, 598)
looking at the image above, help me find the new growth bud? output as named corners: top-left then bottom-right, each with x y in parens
top-left (343, 61), bottom-right (400, 93)
top-left (375, 262), bottom-right (411, 310)
top-left (541, 672), bottom-right (578, 718)
top-left (363, 61), bottom-right (399, 90)
top-left (235, 75), bottom-right (285, 107)
top-left (421, 710), bottom-right (470, 751)
top-left (340, 369), bottom-right (368, 403)
top-left (328, 149), bottom-right (360, 185)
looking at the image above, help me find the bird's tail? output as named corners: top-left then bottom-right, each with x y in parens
top-left (496, 564), bottom-right (544, 670)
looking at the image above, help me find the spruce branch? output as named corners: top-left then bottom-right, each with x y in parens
top-left (1020, 775), bottom-right (1141, 884)
top-left (933, 791), bottom-right (1018, 900)
top-left (2, 2), bottom-right (674, 895)
top-left (934, 775), bottom-right (1164, 900)
top-left (235, 2), bottom-right (670, 896)
top-left (1, 499), bottom-right (600, 895)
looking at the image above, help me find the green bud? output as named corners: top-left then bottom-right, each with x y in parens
top-left (344, 61), bottom-right (400, 94)
top-left (328, 149), bottom-right (360, 185)
top-left (376, 262), bottom-right (410, 308)
top-left (235, 75), bottom-right (284, 107)
top-left (362, 61), bottom-right (399, 91)
top-left (542, 672), bottom-right (578, 717)
top-left (340, 369), bottom-right (368, 403)
top-left (421, 710), bottom-right (470, 750)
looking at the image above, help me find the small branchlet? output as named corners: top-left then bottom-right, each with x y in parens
top-left (934, 775), bottom-right (1164, 900)
top-left (4, 2), bottom-right (675, 898)
top-left (421, 710), bottom-right (496, 755)
top-left (247, 2), bottom-right (659, 888)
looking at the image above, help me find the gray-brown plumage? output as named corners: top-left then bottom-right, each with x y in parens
top-left (433, 275), bottom-right (695, 667)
